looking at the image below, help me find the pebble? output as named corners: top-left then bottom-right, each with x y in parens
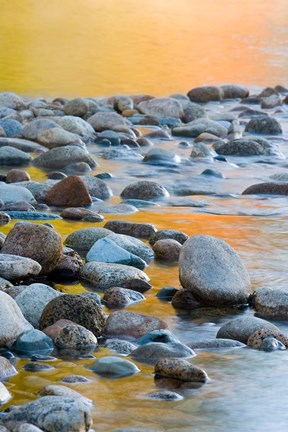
top-left (0, 254), bottom-right (42, 281)
top-left (154, 358), bottom-right (208, 382)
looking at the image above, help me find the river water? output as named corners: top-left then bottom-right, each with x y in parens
top-left (1, 1), bottom-right (288, 431)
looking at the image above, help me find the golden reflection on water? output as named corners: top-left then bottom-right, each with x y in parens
top-left (0, 0), bottom-right (288, 98)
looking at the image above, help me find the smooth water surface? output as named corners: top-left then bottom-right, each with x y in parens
top-left (0, 0), bottom-right (288, 98)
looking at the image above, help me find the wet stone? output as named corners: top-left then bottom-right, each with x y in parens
top-left (147, 391), bottom-right (183, 401)
top-left (12, 329), bottom-right (54, 357)
top-left (152, 239), bottom-right (182, 263)
top-left (154, 358), bottom-right (208, 383)
top-left (246, 328), bottom-right (288, 349)
top-left (104, 339), bottom-right (137, 356)
top-left (89, 356), bottom-right (140, 378)
top-left (156, 287), bottom-right (179, 301)
top-left (23, 363), bottom-right (54, 372)
top-left (149, 229), bottom-right (188, 246)
top-left (104, 220), bottom-right (156, 239)
top-left (260, 337), bottom-right (285, 352)
top-left (245, 115), bottom-right (282, 135)
top-left (102, 287), bottom-right (145, 309)
top-left (120, 181), bottom-right (169, 201)
top-left (61, 375), bottom-right (90, 384)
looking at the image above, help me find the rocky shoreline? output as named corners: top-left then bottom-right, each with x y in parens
top-left (0, 84), bottom-right (288, 431)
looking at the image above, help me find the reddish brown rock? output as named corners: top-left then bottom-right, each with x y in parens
top-left (1, 222), bottom-right (62, 275)
top-left (247, 328), bottom-right (288, 349)
top-left (242, 182), bottom-right (288, 195)
top-left (6, 169), bottom-right (30, 183)
top-left (45, 175), bottom-right (92, 207)
top-left (104, 311), bottom-right (167, 339)
top-left (42, 319), bottom-right (76, 340)
top-left (60, 207), bottom-right (103, 222)
top-left (152, 239), bottom-right (182, 262)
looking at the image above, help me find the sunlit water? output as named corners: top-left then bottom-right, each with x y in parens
top-left (0, 0), bottom-right (288, 98)
top-left (1, 1), bottom-right (288, 431)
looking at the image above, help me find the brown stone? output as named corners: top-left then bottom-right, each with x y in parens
top-left (153, 239), bottom-right (182, 262)
top-left (247, 328), bottom-right (288, 349)
top-left (45, 175), bottom-right (92, 207)
top-left (1, 222), bottom-right (62, 275)
top-left (242, 182), bottom-right (288, 195)
top-left (42, 319), bottom-right (76, 340)
top-left (154, 358), bottom-right (208, 382)
top-left (104, 220), bottom-right (157, 239)
top-left (104, 311), bottom-right (167, 339)
top-left (6, 169), bottom-right (30, 183)
top-left (60, 207), bottom-right (103, 221)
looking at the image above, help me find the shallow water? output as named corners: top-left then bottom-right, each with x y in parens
top-left (0, 0), bottom-right (288, 97)
top-left (1, 1), bottom-right (288, 431)
top-left (1, 94), bottom-right (288, 431)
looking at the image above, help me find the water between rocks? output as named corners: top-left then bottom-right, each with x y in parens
top-left (1, 97), bottom-right (288, 431)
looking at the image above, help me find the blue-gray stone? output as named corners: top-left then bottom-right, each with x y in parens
top-left (13, 329), bottom-right (54, 356)
top-left (121, 199), bottom-right (159, 208)
top-left (156, 287), bottom-right (178, 301)
top-left (4, 211), bottom-right (61, 220)
top-left (0, 119), bottom-right (22, 138)
top-left (89, 356), bottom-right (140, 377)
top-left (0, 146), bottom-right (32, 166)
top-left (137, 330), bottom-right (180, 345)
top-left (0, 108), bottom-right (15, 119)
top-left (131, 341), bottom-right (195, 363)
top-left (86, 237), bottom-right (147, 270)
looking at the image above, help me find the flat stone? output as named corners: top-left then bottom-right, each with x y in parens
top-left (131, 342), bottom-right (194, 364)
top-left (1, 396), bottom-right (92, 432)
top-left (172, 119), bottom-right (227, 138)
top-left (104, 339), bottom-right (137, 356)
top-left (89, 356), bottom-right (140, 377)
top-left (80, 262), bottom-right (149, 289)
top-left (1, 222), bottom-right (63, 275)
top-left (104, 220), bottom-right (156, 239)
top-left (45, 175), bottom-right (92, 207)
top-left (0, 254), bottom-right (41, 281)
top-left (216, 316), bottom-right (279, 343)
top-left (104, 311), bottom-right (167, 338)
top-left (6, 169), bottom-right (30, 183)
top-left (33, 145), bottom-right (96, 169)
top-left (179, 235), bottom-right (251, 305)
top-left (242, 182), bottom-right (288, 195)
top-left (154, 358), bottom-right (208, 382)
top-left (187, 338), bottom-right (246, 349)
top-left (147, 391), bottom-right (183, 401)
top-left (0, 146), bottom-right (32, 166)
top-left (38, 384), bottom-right (91, 406)
top-left (39, 294), bottom-right (106, 337)
top-left (220, 84), bottom-right (249, 99)
top-left (60, 207), bottom-right (103, 222)
top-left (37, 128), bottom-right (83, 149)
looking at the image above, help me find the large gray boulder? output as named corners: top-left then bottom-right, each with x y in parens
top-left (33, 145), bottom-right (96, 169)
top-left (179, 235), bottom-right (251, 305)
top-left (1, 396), bottom-right (92, 432)
top-left (0, 291), bottom-right (33, 346)
top-left (217, 316), bottom-right (279, 343)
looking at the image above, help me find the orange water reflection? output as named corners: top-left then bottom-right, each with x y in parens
top-left (0, 0), bottom-right (287, 98)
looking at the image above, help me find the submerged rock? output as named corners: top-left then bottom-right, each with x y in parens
top-left (89, 356), bottom-right (140, 377)
top-left (102, 287), bottom-right (145, 309)
top-left (104, 311), bottom-right (167, 338)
